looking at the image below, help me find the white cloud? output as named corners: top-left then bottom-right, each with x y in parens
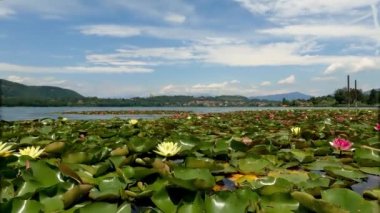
top-left (78, 25), bottom-right (141, 37)
top-left (235, 0), bottom-right (379, 18)
top-left (278, 75), bottom-right (296, 85)
top-left (312, 76), bottom-right (337, 81)
top-left (81, 40), bottom-right (380, 69)
top-left (6, 75), bottom-right (66, 85)
top-left (1, 0), bottom-right (87, 18)
top-left (260, 81), bottom-right (271, 86)
top-left (260, 25), bottom-right (380, 41)
top-left (159, 80), bottom-right (258, 96)
top-left (323, 57), bottom-right (380, 74)
top-left (352, 57), bottom-right (378, 72)
top-left (103, 0), bottom-right (194, 19)
top-left (0, 7), bottom-right (15, 18)
top-left (324, 62), bottom-right (345, 75)
top-left (164, 13), bottom-right (186, 24)
top-left (158, 81), bottom-right (295, 96)
top-left (0, 62), bottom-right (153, 74)
top-left (64, 66), bottom-right (153, 73)
top-left (77, 24), bottom-right (219, 41)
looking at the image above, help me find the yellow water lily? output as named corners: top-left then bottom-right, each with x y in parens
top-left (129, 119), bottom-right (138, 125)
top-left (154, 141), bottom-right (181, 157)
top-left (0, 142), bottom-right (13, 157)
top-left (18, 146), bottom-right (45, 159)
top-left (291, 127), bottom-right (301, 137)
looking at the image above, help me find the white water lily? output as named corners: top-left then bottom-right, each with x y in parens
top-left (291, 127), bottom-right (301, 137)
top-left (0, 142), bottom-right (13, 157)
top-left (129, 119), bottom-right (138, 125)
top-left (154, 141), bottom-right (181, 157)
top-left (18, 146), bottom-right (45, 159)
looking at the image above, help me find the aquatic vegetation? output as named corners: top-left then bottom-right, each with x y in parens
top-left (375, 123), bottom-right (380, 131)
top-left (128, 119), bottom-right (138, 125)
top-left (329, 138), bottom-right (353, 151)
top-left (290, 126), bottom-right (301, 137)
top-left (0, 142), bottom-right (13, 157)
top-left (18, 146), bottom-right (45, 159)
top-left (154, 141), bottom-right (181, 157)
top-left (0, 109), bottom-right (379, 212)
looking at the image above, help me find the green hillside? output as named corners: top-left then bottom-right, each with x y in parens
top-left (1, 79), bottom-right (84, 106)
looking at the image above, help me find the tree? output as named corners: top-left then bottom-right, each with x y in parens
top-left (334, 87), bottom-right (364, 105)
top-left (367, 89), bottom-right (380, 105)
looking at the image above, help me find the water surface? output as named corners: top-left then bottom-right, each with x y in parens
top-left (0, 106), bottom-right (375, 121)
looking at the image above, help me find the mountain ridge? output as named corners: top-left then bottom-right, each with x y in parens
top-left (251, 92), bottom-right (312, 101)
top-left (0, 79), bottom-right (84, 100)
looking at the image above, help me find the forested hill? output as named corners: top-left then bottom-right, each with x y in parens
top-left (0, 79), bottom-right (84, 105)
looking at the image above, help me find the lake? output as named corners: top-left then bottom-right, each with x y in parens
top-left (0, 106), bottom-right (375, 121)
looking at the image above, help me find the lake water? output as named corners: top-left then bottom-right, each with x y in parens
top-left (0, 106), bottom-right (375, 121)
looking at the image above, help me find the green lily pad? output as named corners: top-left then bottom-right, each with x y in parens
top-left (79, 202), bottom-right (118, 213)
top-left (205, 189), bottom-right (259, 213)
top-left (11, 199), bottom-right (43, 213)
top-left (354, 147), bottom-right (380, 167)
top-left (237, 158), bottom-right (271, 174)
top-left (324, 166), bottom-right (367, 181)
top-left (173, 168), bottom-right (215, 189)
top-left (322, 188), bottom-right (379, 213)
top-left (260, 193), bottom-right (299, 213)
top-left (151, 187), bottom-right (177, 213)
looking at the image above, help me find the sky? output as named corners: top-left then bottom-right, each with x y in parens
top-left (0, 0), bottom-right (379, 98)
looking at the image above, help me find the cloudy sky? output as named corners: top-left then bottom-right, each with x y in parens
top-left (0, 0), bottom-right (379, 97)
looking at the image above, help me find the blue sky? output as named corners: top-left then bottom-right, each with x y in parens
top-left (0, 0), bottom-right (379, 97)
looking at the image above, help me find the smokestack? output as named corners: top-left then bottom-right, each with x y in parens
top-left (347, 75), bottom-right (350, 108)
top-left (355, 80), bottom-right (357, 109)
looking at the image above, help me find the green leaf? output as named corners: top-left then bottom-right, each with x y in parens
top-left (268, 169), bottom-right (309, 184)
top-left (359, 167), bottom-right (380, 176)
top-left (290, 149), bottom-right (314, 163)
top-left (322, 188), bottom-right (379, 213)
top-left (173, 168), bottom-right (215, 189)
top-left (304, 157), bottom-right (342, 170)
top-left (20, 136), bottom-right (39, 145)
top-left (11, 200), bottom-right (43, 213)
top-left (324, 167), bottom-right (367, 181)
top-left (205, 189), bottom-right (258, 213)
top-left (177, 192), bottom-right (204, 213)
top-left (127, 136), bottom-right (156, 153)
top-left (79, 202), bottom-right (118, 213)
top-left (30, 160), bottom-right (62, 187)
top-left (237, 158), bottom-right (271, 174)
top-left (291, 191), bottom-right (347, 213)
top-left (62, 152), bottom-right (92, 164)
top-left (116, 202), bottom-right (132, 213)
top-left (354, 147), bottom-right (380, 167)
top-left (260, 193), bottom-right (299, 213)
top-left (151, 187), bottom-right (177, 213)
top-left (40, 195), bottom-right (64, 212)
top-left (363, 189), bottom-right (380, 200)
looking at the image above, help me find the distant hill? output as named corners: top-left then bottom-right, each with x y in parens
top-left (251, 92), bottom-right (312, 101)
top-left (1, 79), bottom-right (83, 102)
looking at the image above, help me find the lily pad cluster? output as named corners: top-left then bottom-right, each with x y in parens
top-left (0, 109), bottom-right (379, 212)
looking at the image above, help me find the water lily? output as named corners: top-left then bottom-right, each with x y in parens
top-left (0, 142), bottom-right (13, 157)
top-left (291, 127), bottom-right (301, 137)
top-left (329, 138), bottom-right (353, 151)
top-left (154, 141), bottom-right (181, 157)
top-left (374, 123), bottom-right (380, 131)
top-left (129, 119), bottom-right (138, 125)
top-left (18, 146), bottom-right (45, 159)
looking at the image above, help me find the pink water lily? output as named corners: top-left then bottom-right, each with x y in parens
top-left (374, 123), bottom-right (380, 131)
top-left (329, 138), bottom-right (353, 151)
